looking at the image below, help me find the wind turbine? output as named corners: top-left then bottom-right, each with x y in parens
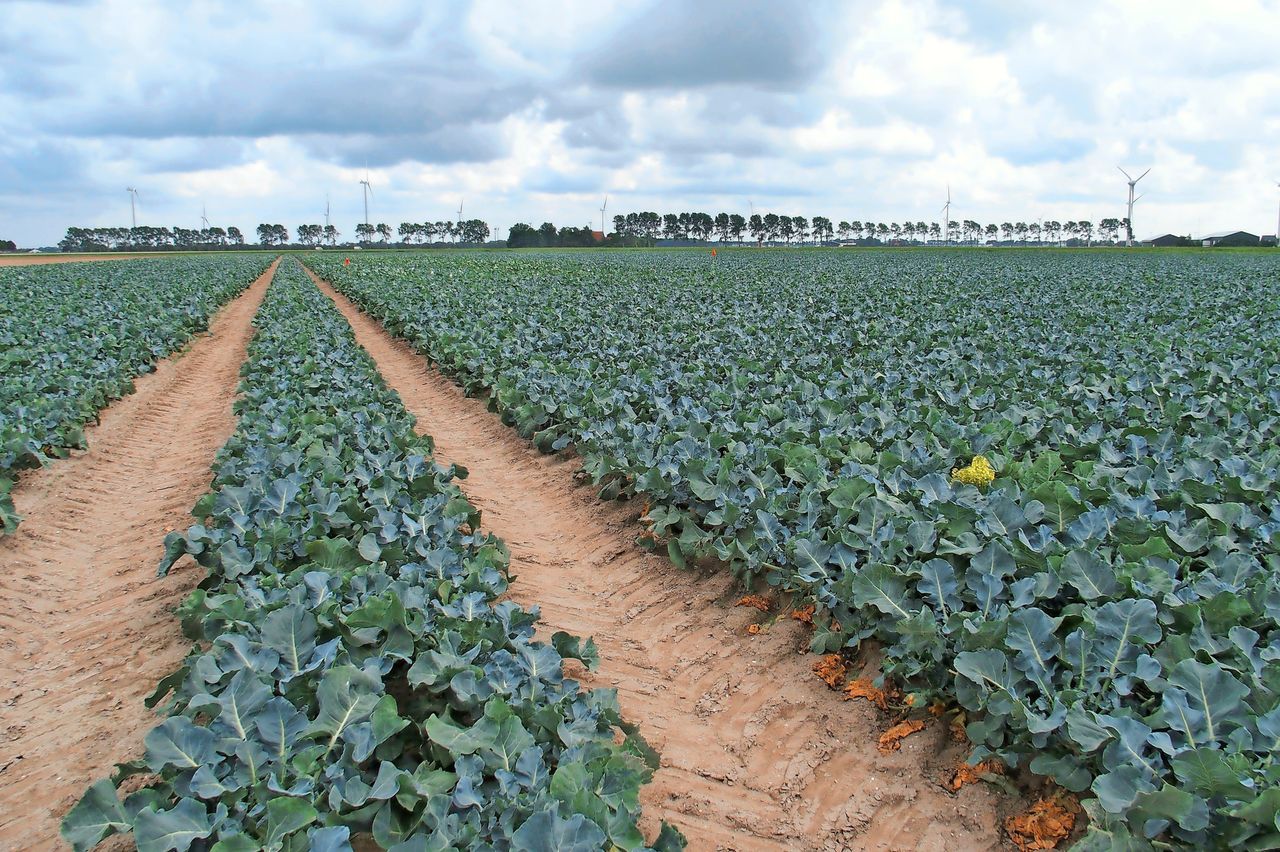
top-left (599, 195), bottom-right (608, 234)
top-left (126, 187), bottom-right (139, 228)
top-left (1118, 166), bottom-right (1150, 247)
top-left (941, 185), bottom-right (951, 245)
top-left (1274, 181), bottom-right (1279, 246)
top-left (200, 203), bottom-right (210, 230)
top-left (359, 172), bottom-right (373, 228)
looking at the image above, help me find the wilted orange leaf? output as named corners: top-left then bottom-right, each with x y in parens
top-left (813, 654), bottom-right (848, 689)
top-left (1004, 794), bottom-right (1080, 851)
top-left (950, 716), bottom-right (968, 742)
top-left (843, 677), bottom-right (890, 709)
top-left (790, 603), bottom-right (815, 623)
top-left (877, 719), bottom-right (925, 753)
top-left (736, 594), bottom-right (771, 612)
top-left (947, 759), bottom-right (1004, 792)
top-left (746, 623), bottom-right (762, 635)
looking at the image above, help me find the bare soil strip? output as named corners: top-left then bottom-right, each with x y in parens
top-left (0, 254), bottom-right (143, 267)
top-left (0, 259), bottom-right (278, 849)
top-left (308, 269), bottom-right (1010, 851)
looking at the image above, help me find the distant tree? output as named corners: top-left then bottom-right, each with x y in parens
top-left (1099, 218), bottom-right (1121, 243)
top-left (728, 213), bottom-right (746, 244)
top-left (876, 222), bottom-right (890, 243)
top-left (928, 222), bottom-right (940, 242)
top-left (762, 213), bottom-right (780, 242)
top-left (748, 214), bottom-right (765, 244)
top-left (1077, 221), bottom-right (1094, 245)
top-left (256, 224), bottom-right (273, 246)
top-left (354, 223), bottom-right (374, 244)
top-left (985, 223), bottom-right (998, 243)
top-left (612, 213), bottom-right (626, 236)
top-left (812, 216), bottom-right (833, 243)
top-left (1014, 222), bottom-right (1028, 244)
top-left (375, 223), bottom-right (391, 244)
top-left (837, 221), bottom-right (851, 241)
top-left (662, 214), bottom-right (680, 240)
top-left (1028, 222), bottom-right (1042, 244)
top-left (779, 216), bottom-right (794, 244)
top-left (506, 223), bottom-right (539, 248)
top-left (1120, 217), bottom-right (1132, 244)
top-left (538, 222), bottom-right (558, 246)
top-left (0, 238), bottom-right (16, 251)
top-left (713, 212), bottom-right (730, 243)
top-left (458, 219), bottom-right (490, 244)
top-left (916, 221), bottom-right (928, 242)
top-left (792, 215), bottom-right (808, 244)
top-left (890, 222), bottom-right (902, 243)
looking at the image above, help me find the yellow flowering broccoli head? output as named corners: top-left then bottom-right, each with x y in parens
top-left (952, 454), bottom-right (996, 487)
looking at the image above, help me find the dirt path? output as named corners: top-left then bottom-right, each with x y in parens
top-left (0, 259), bottom-right (278, 850)
top-left (307, 269), bottom-right (1009, 851)
top-left (0, 254), bottom-right (142, 266)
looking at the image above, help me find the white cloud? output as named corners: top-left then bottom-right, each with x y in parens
top-left (0, 0), bottom-right (1278, 245)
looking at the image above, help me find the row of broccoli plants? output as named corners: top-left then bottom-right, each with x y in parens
top-left (0, 255), bottom-right (273, 535)
top-left (304, 251), bottom-right (1280, 849)
top-left (63, 258), bottom-right (681, 851)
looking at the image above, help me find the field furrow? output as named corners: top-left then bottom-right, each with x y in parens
top-left (0, 259), bottom-right (277, 849)
top-left (307, 267), bottom-right (1011, 851)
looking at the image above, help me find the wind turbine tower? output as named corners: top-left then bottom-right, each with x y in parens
top-left (359, 174), bottom-right (373, 228)
top-left (126, 187), bottom-right (139, 228)
top-left (941, 185), bottom-right (951, 246)
top-left (600, 195), bottom-right (608, 234)
top-left (1118, 166), bottom-right (1150, 247)
top-left (200, 204), bottom-right (210, 230)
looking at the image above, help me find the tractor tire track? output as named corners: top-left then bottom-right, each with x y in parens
top-left (0, 259), bottom-right (278, 850)
top-left (307, 268), bottom-right (1012, 851)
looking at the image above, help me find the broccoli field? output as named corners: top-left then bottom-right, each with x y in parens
top-left (304, 248), bottom-right (1280, 848)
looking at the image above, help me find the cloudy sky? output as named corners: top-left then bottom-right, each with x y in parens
top-left (2, 0), bottom-right (1278, 246)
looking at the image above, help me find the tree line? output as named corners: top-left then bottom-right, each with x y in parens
top-left (603, 211), bottom-right (1132, 245)
top-left (55, 211), bottom-right (1139, 253)
top-left (59, 225), bottom-right (247, 251)
top-left (57, 220), bottom-right (495, 251)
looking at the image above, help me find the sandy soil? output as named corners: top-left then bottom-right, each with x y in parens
top-left (0, 254), bottom-right (145, 267)
top-left (0, 260), bottom-right (277, 850)
top-left (308, 268), bottom-right (1011, 851)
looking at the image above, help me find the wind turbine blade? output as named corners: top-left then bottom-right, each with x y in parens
top-left (1137, 168), bottom-right (1151, 182)
top-left (1118, 166), bottom-right (1132, 180)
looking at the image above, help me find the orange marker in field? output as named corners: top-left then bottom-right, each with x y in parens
top-left (344, 257), bottom-right (351, 266)
top-left (711, 248), bottom-right (717, 257)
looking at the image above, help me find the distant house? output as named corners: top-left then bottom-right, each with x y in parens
top-left (591, 230), bottom-right (605, 242)
top-left (1201, 230), bottom-right (1260, 247)
top-left (1143, 233), bottom-right (1185, 247)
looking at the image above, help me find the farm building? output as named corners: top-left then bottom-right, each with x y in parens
top-left (1143, 233), bottom-right (1188, 247)
top-left (1200, 230), bottom-right (1260, 247)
